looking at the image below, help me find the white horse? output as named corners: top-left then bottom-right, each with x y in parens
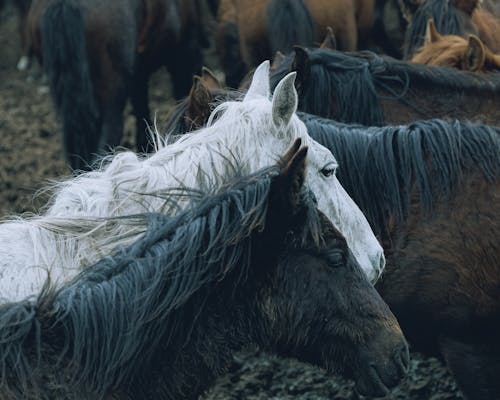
top-left (0, 61), bottom-right (384, 303)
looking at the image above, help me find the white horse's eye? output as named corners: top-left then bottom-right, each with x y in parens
top-left (320, 162), bottom-right (337, 177)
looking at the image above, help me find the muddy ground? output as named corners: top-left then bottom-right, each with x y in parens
top-left (0, 7), bottom-right (464, 400)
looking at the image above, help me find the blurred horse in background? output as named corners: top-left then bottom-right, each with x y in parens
top-left (402, 0), bottom-right (500, 58)
top-left (25, 0), bottom-right (205, 170)
top-left (411, 18), bottom-right (500, 72)
top-left (0, 0), bottom-right (32, 69)
top-left (216, 0), bottom-right (374, 87)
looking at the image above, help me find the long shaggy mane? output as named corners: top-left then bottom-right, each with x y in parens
top-left (271, 48), bottom-right (500, 125)
top-left (301, 113), bottom-right (500, 236)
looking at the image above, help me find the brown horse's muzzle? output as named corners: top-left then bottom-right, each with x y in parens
top-left (354, 325), bottom-right (410, 397)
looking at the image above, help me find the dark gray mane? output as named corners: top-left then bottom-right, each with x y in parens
top-left (300, 113), bottom-right (500, 237)
top-left (271, 48), bottom-right (500, 125)
top-left (404, 0), bottom-right (469, 57)
top-left (0, 163), bottom-right (321, 398)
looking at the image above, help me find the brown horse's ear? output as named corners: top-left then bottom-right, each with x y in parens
top-left (292, 46), bottom-right (311, 91)
top-left (278, 139), bottom-right (308, 211)
top-left (200, 66), bottom-right (223, 90)
top-left (271, 51), bottom-right (286, 71)
top-left (424, 18), bottom-right (441, 44)
top-left (465, 35), bottom-right (486, 71)
top-left (186, 75), bottom-right (213, 130)
top-left (320, 26), bottom-right (337, 50)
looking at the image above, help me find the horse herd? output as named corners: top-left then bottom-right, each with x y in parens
top-left (0, 0), bottom-right (499, 399)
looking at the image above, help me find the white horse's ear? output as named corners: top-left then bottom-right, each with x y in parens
top-left (244, 60), bottom-right (270, 100)
top-left (271, 72), bottom-right (298, 129)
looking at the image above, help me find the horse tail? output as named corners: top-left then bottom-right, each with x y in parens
top-left (42, 0), bottom-right (99, 170)
top-left (266, 0), bottom-right (314, 54)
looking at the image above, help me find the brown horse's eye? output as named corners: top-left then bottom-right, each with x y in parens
top-left (326, 248), bottom-right (345, 268)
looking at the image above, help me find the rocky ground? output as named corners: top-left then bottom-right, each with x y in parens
top-left (0, 6), bottom-right (464, 399)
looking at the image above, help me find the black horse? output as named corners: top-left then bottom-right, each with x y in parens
top-left (0, 141), bottom-right (408, 399)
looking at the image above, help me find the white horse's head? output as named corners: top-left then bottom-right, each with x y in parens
top-left (0, 61), bottom-right (384, 305)
top-left (218, 61), bottom-right (385, 282)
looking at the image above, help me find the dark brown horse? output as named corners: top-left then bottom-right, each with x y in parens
top-left (0, 142), bottom-right (409, 399)
top-left (26, 0), bottom-right (204, 170)
top-left (215, 0), bottom-right (374, 87)
top-left (297, 113), bottom-right (500, 400)
top-left (411, 18), bottom-right (500, 72)
top-left (402, 0), bottom-right (500, 58)
top-left (164, 71), bottom-right (500, 399)
top-left (268, 47), bottom-right (500, 126)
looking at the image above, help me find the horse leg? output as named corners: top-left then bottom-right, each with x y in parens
top-left (215, 16), bottom-right (246, 87)
top-left (130, 64), bottom-right (153, 154)
top-left (97, 68), bottom-right (129, 158)
top-left (440, 336), bottom-right (500, 400)
top-left (167, 33), bottom-right (203, 99)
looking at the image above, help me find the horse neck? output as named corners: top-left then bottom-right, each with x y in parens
top-left (47, 125), bottom-right (273, 219)
top-left (378, 78), bottom-right (500, 125)
top-left (123, 274), bottom-right (265, 399)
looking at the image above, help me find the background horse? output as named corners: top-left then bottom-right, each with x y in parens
top-left (0, 144), bottom-right (409, 399)
top-left (25, 0), bottom-right (205, 169)
top-left (300, 113), bottom-right (500, 400)
top-left (402, 0), bottom-right (500, 58)
top-left (0, 63), bottom-right (385, 303)
top-left (269, 47), bottom-right (500, 125)
top-left (216, 0), bottom-right (374, 87)
top-left (411, 18), bottom-right (500, 71)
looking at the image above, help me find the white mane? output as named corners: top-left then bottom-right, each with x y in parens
top-left (0, 61), bottom-right (385, 303)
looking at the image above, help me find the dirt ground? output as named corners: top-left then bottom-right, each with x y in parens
top-left (0, 7), bottom-right (464, 400)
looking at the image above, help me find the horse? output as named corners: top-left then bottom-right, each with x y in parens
top-left (268, 46), bottom-right (500, 125)
top-left (298, 113), bottom-right (500, 400)
top-left (411, 18), bottom-right (500, 71)
top-left (0, 143), bottom-right (409, 399)
top-left (25, 0), bottom-right (205, 170)
top-left (0, 62), bottom-right (385, 303)
top-left (215, 0), bottom-right (374, 87)
top-left (402, 0), bottom-right (500, 58)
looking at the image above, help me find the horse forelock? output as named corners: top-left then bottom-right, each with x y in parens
top-left (304, 114), bottom-right (500, 237)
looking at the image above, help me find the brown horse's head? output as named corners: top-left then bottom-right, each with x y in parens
top-left (411, 18), bottom-right (500, 71)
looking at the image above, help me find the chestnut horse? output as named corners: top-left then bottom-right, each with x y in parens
top-left (411, 18), bottom-right (500, 72)
top-left (216, 0), bottom-right (374, 87)
top-left (402, 0), bottom-right (500, 58)
top-left (26, 0), bottom-right (204, 170)
top-left (269, 47), bottom-right (500, 126)
top-left (299, 113), bottom-right (500, 400)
